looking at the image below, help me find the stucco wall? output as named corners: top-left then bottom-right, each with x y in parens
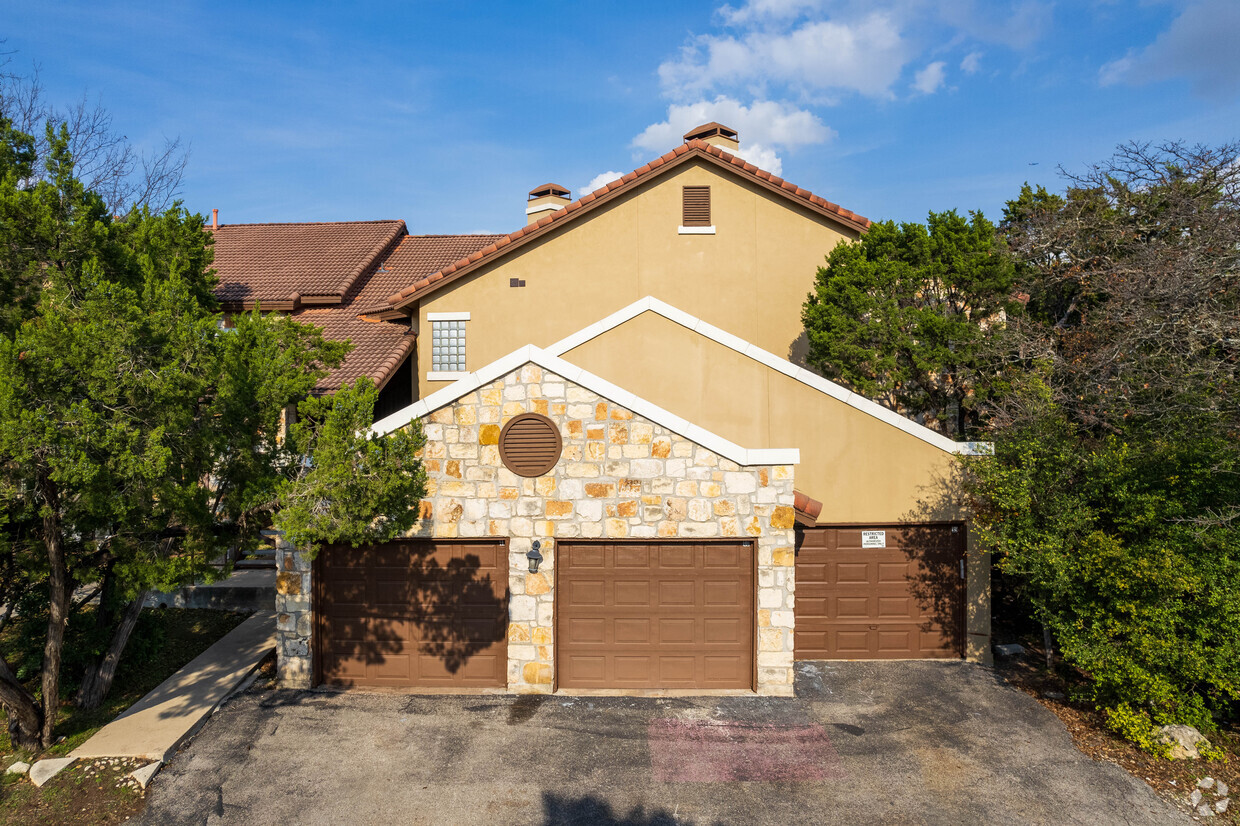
top-left (561, 310), bottom-right (965, 525)
top-left (416, 159), bottom-right (857, 400)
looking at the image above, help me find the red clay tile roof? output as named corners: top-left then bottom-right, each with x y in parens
top-left (293, 234), bottom-right (503, 392)
top-left (212, 220), bottom-right (406, 308)
top-left (376, 139), bottom-right (870, 312)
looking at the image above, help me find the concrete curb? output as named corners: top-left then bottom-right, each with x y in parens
top-left (29, 756), bottom-right (76, 787)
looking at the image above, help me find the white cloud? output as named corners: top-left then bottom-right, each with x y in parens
top-left (912, 61), bottom-right (947, 94)
top-left (658, 13), bottom-right (912, 102)
top-left (1098, 0), bottom-right (1240, 99)
top-left (632, 97), bottom-right (835, 175)
top-left (731, 143), bottom-right (785, 175)
top-left (718, 0), bottom-right (824, 26)
top-left (960, 51), bottom-right (982, 74)
top-left (579, 171), bottom-right (625, 196)
top-left (934, 0), bottom-right (1051, 50)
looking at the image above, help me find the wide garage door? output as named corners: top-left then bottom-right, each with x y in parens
top-left (557, 541), bottom-right (754, 690)
top-left (316, 539), bottom-right (508, 688)
top-left (795, 525), bottom-right (964, 660)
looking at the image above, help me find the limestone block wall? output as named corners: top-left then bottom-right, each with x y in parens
top-left (410, 364), bottom-right (798, 695)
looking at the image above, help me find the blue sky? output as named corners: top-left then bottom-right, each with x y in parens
top-left (7, 1), bottom-right (1239, 232)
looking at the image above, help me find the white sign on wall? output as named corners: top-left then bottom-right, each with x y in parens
top-left (861, 530), bottom-right (887, 548)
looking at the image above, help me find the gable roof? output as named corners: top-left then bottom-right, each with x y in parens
top-left (542, 296), bottom-right (994, 457)
top-left (212, 220), bottom-right (406, 310)
top-left (364, 139), bottom-right (871, 316)
top-left (371, 296), bottom-right (993, 459)
top-left (298, 233), bottom-right (504, 393)
top-left (370, 343), bottom-right (800, 468)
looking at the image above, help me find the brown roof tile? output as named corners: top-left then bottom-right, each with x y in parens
top-left (293, 234), bottom-right (502, 391)
top-left (212, 220), bottom-right (406, 307)
top-left (380, 139), bottom-right (870, 311)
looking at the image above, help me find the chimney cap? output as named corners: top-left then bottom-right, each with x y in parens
top-left (528, 183), bottom-right (570, 200)
top-left (684, 122), bottom-right (739, 143)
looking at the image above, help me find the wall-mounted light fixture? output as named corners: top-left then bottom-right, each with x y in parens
top-left (526, 540), bottom-right (543, 573)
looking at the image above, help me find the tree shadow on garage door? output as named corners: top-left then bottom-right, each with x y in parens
top-left (318, 540), bottom-right (508, 683)
top-left (896, 467), bottom-right (974, 658)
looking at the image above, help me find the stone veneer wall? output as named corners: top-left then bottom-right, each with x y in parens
top-left (277, 363), bottom-right (798, 695)
top-left (275, 533), bottom-right (313, 688)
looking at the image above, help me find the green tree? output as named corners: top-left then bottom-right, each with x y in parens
top-left (274, 378), bottom-right (427, 556)
top-left (0, 118), bottom-right (427, 749)
top-left (802, 210), bottom-right (1017, 437)
top-left (969, 142), bottom-right (1240, 746)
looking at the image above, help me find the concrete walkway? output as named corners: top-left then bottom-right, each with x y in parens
top-left (71, 611), bottom-right (275, 763)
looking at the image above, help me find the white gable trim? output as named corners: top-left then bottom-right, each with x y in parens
top-left (370, 344), bottom-right (800, 468)
top-left (545, 296), bottom-right (993, 457)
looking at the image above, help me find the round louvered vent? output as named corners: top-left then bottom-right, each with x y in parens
top-left (499, 413), bottom-right (563, 477)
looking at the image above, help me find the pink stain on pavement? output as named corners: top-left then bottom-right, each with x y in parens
top-left (648, 719), bottom-right (844, 783)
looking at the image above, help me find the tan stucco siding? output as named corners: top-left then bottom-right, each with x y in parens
top-left (560, 311), bottom-right (965, 525)
top-left (417, 160), bottom-right (856, 400)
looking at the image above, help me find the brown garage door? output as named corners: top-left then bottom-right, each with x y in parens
top-left (795, 525), bottom-right (964, 660)
top-left (316, 539), bottom-right (508, 688)
top-left (557, 541), bottom-right (754, 690)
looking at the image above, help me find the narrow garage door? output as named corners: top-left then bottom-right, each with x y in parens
top-left (795, 525), bottom-right (964, 660)
top-left (316, 540), bottom-right (508, 688)
top-left (557, 541), bottom-right (754, 690)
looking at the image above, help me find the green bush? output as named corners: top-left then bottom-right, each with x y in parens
top-left (967, 408), bottom-right (1240, 738)
top-left (1104, 704), bottom-right (1172, 758)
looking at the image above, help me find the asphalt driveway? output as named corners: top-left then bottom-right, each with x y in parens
top-left (139, 661), bottom-right (1186, 825)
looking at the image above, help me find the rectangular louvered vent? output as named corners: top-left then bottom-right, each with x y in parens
top-left (682, 186), bottom-right (711, 227)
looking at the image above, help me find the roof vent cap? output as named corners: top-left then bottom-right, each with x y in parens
top-left (525, 183), bottom-right (571, 225)
top-left (683, 122), bottom-right (739, 152)
top-left (528, 183), bottom-right (570, 201)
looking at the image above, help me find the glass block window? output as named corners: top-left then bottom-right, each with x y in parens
top-left (431, 320), bottom-right (466, 372)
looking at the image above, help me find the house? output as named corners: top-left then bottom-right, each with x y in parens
top-left (212, 123), bottom-right (992, 697)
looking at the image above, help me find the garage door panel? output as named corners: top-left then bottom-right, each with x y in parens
top-left (878, 597), bottom-right (911, 617)
top-left (323, 581), bottom-right (367, 607)
top-left (558, 541), bottom-right (754, 690)
top-left (317, 540), bottom-right (508, 688)
top-left (877, 630), bottom-right (911, 652)
top-left (658, 618), bottom-right (695, 644)
top-left (659, 546), bottom-right (695, 567)
top-left (702, 617), bottom-right (742, 645)
top-left (614, 580), bottom-right (651, 606)
top-left (877, 562), bottom-right (909, 583)
top-left (565, 656), bottom-right (606, 681)
top-left (704, 545), bottom-right (741, 568)
top-left (615, 618), bottom-right (651, 644)
top-left (614, 656), bottom-right (653, 683)
top-left (658, 581), bottom-right (696, 606)
top-left (798, 563), bottom-right (828, 583)
top-left (567, 580), bottom-right (606, 607)
top-left (703, 580), bottom-right (740, 606)
top-left (796, 526), bottom-right (964, 660)
top-left (659, 657), bottom-right (696, 682)
top-left (615, 546), bottom-right (650, 567)
top-left (834, 630), bottom-right (872, 654)
top-left (570, 546), bottom-right (606, 567)
top-left (836, 563), bottom-right (869, 583)
top-left (567, 618), bottom-right (606, 644)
